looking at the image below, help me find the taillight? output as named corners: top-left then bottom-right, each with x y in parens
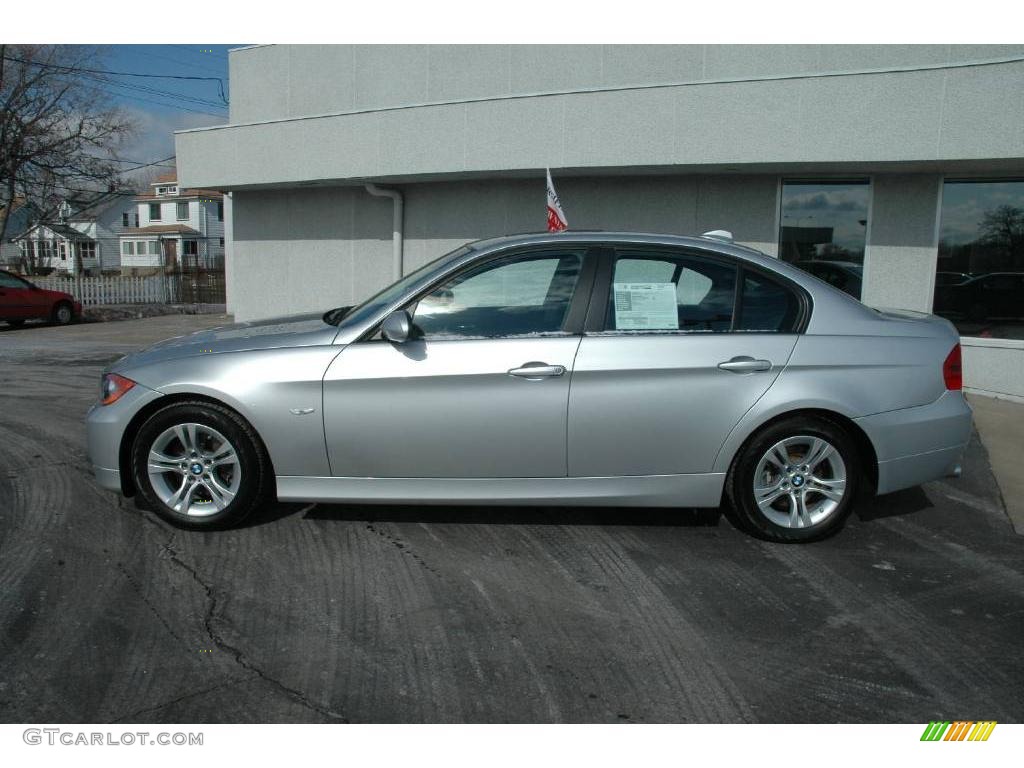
top-left (101, 373), bottom-right (136, 405)
top-left (942, 344), bottom-right (962, 391)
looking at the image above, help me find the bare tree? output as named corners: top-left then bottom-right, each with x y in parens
top-left (980, 204), bottom-right (1024, 268)
top-left (0, 44), bottom-right (136, 271)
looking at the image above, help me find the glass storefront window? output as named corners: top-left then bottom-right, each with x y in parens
top-left (933, 180), bottom-right (1024, 340)
top-left (778, 179), bottom-right (870, 299)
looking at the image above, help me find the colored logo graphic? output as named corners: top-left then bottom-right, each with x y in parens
top-left (920, 721), bottom-right (997, 741)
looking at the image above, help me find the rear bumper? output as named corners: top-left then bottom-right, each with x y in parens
top-left (855, 390), bottom-right (973, 494)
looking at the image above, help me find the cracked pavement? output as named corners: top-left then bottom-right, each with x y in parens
top-left (1, 315), bottom-right (1023, 723)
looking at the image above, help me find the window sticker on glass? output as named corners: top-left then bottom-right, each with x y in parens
top-left (613, 282), bottom-right (679, 330)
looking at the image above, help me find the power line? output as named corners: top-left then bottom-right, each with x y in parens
top-left (82, 73), bottom-right (227, 110)
top-left (3, 54), bottom-right (229, 104)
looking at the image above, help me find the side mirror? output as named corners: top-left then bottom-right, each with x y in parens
top-left (381, 310), bottom-right (412, 343)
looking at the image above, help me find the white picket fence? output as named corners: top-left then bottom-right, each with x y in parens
top-left (32, 275), bottom-right (171, 306)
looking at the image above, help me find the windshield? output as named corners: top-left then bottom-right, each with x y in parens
top-left (332, 245), bottom-right (473, 328)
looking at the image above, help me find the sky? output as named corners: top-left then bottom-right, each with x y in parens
top-left (91, 45), bottom-right (245, 181)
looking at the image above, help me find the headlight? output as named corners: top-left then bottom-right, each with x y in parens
top-left (100, 373), bottom-right (136, 405)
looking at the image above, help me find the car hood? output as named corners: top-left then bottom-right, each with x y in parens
top-left (109, 312), bottom-right (340, 372)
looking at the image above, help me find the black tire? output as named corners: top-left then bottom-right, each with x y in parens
top-left (6, 319), bottom-right (25, 327)
top-left (52, 301), bottom-right (74, 325)
top-left (725, 415), bottom-right (861, 543)
top-left (131, 401), bottom-right (272, 529)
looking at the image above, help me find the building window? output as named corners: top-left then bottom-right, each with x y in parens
top-left (134, 212), bottom-right (140, 228)
top-left (149, 202), bottom-right (161, 221)
top-left (933, 179), bottom-right (1024, 340)
top-left (122, 212), bottom-right (130, 227)
top-left (176, 201), bottom-right (189, 221)
top-left (778, 179), bottom-right (870, 299)
top-left (217, 201), bottom-right (224, 221)
top-left (150, 241), bottom-right (161, 256)
top-left (219, 237), bottom-right (225, 247)
top-left (183, 240), bottom-right (198, 256)
top-left (123, 241), bottom-right (134, 256)
top-left (81, 242), bottom-right (96, 260)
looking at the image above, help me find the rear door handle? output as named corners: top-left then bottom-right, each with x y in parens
top-left (508, 362), bottom-right (566, 379)
top-left (718, 356), bottom-right (772, 373)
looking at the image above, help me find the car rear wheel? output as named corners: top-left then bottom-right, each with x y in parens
top-left (131, 401), bottom-right (271, 529)
top-left (52, 302), bottom-right (74, 325)
top-left (6, 319), bottom-right (25, 327)
top-left (726, 416), bottom-right (860, 542)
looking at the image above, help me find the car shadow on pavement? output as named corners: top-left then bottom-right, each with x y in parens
top-left (250, 501), bottom-right (726, 529)
top-left (243, 486), bottom-right (936, 531)
top-left (854, 486), bottom-right (934, 522)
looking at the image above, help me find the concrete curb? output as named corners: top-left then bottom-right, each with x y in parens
top-left (967, 393), bottom-right (1024, 535)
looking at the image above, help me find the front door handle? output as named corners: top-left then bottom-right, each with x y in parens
top-left (718, 356), bottom-right (772, 373)
top-left (508, 362), bottom-right (566, 380)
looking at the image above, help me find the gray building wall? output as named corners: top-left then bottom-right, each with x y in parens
top-left (178, 44), bottom-right (1024, 399)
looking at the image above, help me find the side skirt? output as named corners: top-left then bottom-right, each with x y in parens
top-left (275, 473), bottom-right (727, 508)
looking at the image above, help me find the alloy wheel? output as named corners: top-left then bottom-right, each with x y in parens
top-left (752, 435), bottom-right (847, 529)
top-left (146, 422), bottom-right (241, 517)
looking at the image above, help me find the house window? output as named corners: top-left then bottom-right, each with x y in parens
top-left (217, 202), bottom-right (224, 221)
top-left (183, 240), bottom-right (198, 256)
top-left (778, 179), bottom-right (870, 300)
top-left (933, 179), bottom-right (1024, 340)
top-left (176, 201), bottom-right (188, 221)
top-left (219, 237), bottom-right (225, 247)
top-left (134, 212), bottom-right (140, 228)
top-left (81, 242), bottom-right (96, 260)
top-left (123, 241), bottom-right (134, 256)
top-left (122, 212), bottom-right (130, 227)
top-left (59, 242), bottom-right (67, 261)
top-left (149, 202), bottom-right (161, 221)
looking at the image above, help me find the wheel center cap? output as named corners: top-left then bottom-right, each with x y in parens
top-left (190, 463), bottom-right (203, 475)
top-left (792, 475), bottom-right (805, 487)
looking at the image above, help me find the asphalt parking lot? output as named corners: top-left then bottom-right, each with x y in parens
top-left (1, 316), bottom-right (1022, 724)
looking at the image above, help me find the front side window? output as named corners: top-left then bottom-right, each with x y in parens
top-left (149, 202), bottom-right (161, 221)
top-left (217, 202), bottom-right (224, 221)
top-left (149, 241), bottom-right (160, 255)
top-left (183, 240), bottom-right (198, 256)
top-left (411, 251), bottom-right (584, 339)
top-left (123, 241), bottom-right (134, 256)
top-left (176, 202), bottom-right (189, 220)
top-left (779, 179), bottom-right (869, 299)
top-left (933, 180), bottom-right (1024, 340)
top-left (605, 251), bottom-right (736, 332)
top-left (122, 212), bottom-right (130, 227)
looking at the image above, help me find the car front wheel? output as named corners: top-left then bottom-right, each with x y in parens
top-left (131, 401), bottom-right (271, 529)
top-left (52, 302), bottom-right (74, 325)
top-left (726, 416), bottom-right (860, 542)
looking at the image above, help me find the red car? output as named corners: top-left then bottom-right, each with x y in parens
top-left (0, 269), bottom-right (82, 327)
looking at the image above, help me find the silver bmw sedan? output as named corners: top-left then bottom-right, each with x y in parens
top-left (86, 232), bottom-right (972, 542)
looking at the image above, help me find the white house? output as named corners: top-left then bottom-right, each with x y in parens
top-left (119, 173), bottom-right (224, 274)
top-left (13, 193), bottom-right (127, 275)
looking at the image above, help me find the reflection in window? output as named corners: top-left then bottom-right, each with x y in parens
top-left (933, 180), bottom-right (1024, 340)
top-left (413, 252), bottom-right (583, 339)
top-left (778, 180), bottom-right (869, 299)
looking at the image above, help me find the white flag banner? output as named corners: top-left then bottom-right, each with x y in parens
top-left (546, 168), bottom-right (568, 232)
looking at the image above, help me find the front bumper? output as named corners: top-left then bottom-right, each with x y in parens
top-left (855, 390), bottom-right (973, 495)
top-left (85, 382), bottom-right (163, 495)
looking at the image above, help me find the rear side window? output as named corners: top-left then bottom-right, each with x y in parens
top-left (605, 251), bottom-right (736, 332)
top-left (737, 271), bottom-right (801, 332)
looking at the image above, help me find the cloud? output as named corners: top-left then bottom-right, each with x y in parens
top-left (115, 105), bottom-right (224, 183)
